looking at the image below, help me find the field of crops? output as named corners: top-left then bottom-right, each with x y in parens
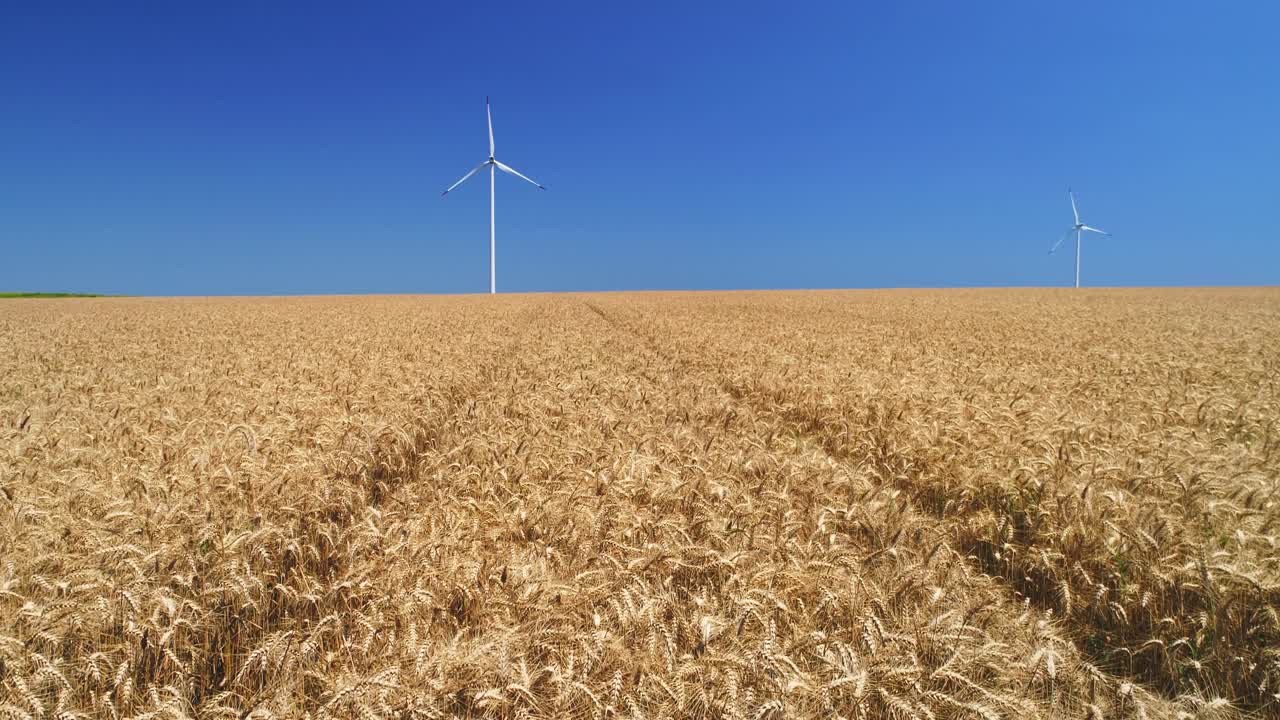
top-left (2, 289), bottom-right (1278, 719)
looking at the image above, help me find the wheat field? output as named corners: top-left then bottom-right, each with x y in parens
top-left (2, 289), bottom-right (1278, 719)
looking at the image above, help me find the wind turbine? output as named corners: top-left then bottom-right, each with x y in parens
top-left (441, 97), bottom-right (546, 294)
top-left (1050, 188), bottom-right (1110, 288)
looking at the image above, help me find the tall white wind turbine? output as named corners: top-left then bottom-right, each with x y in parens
top-left (1049, 188), bottom-right (1110, 288)
top-left (441, 97), bottom-right (545, 294)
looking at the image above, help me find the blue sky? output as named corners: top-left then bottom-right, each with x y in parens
top-left (2, 2), bottom-right (1277, 294)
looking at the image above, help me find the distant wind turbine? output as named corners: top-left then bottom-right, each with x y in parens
top-left (441, 97), bottom-right (546, 294)
top-left (1050, 188), bottom-right (1110, 288)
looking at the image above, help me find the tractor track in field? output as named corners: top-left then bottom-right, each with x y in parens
top-left (576, 297), bottom-right (1194, 708)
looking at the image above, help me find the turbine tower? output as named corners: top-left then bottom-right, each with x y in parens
top-left (1050, 189), bottom-right (1110, 288)
top-left (442, 97), bottom-right (545, 294)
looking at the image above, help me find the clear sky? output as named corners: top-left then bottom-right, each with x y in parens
top-left (2, 2), bottom-right (1277, 295)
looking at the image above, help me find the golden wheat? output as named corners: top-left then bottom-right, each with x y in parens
top-left (1, 290), bottom-right (1277, 718)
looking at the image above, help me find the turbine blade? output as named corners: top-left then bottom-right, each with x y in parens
top-left (1081, 225), bottom-right (1110, 235)
top-left (494, 160), bottom-right (546, 189)
top-left (1069, 189), bottom-right (1080, 225)
top-left (442, 161), bottom-right (489, 196)
top-left (1049, 228), bottom-right (1073, 255)
top-left (487, 97), bottom-right (495, 158)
